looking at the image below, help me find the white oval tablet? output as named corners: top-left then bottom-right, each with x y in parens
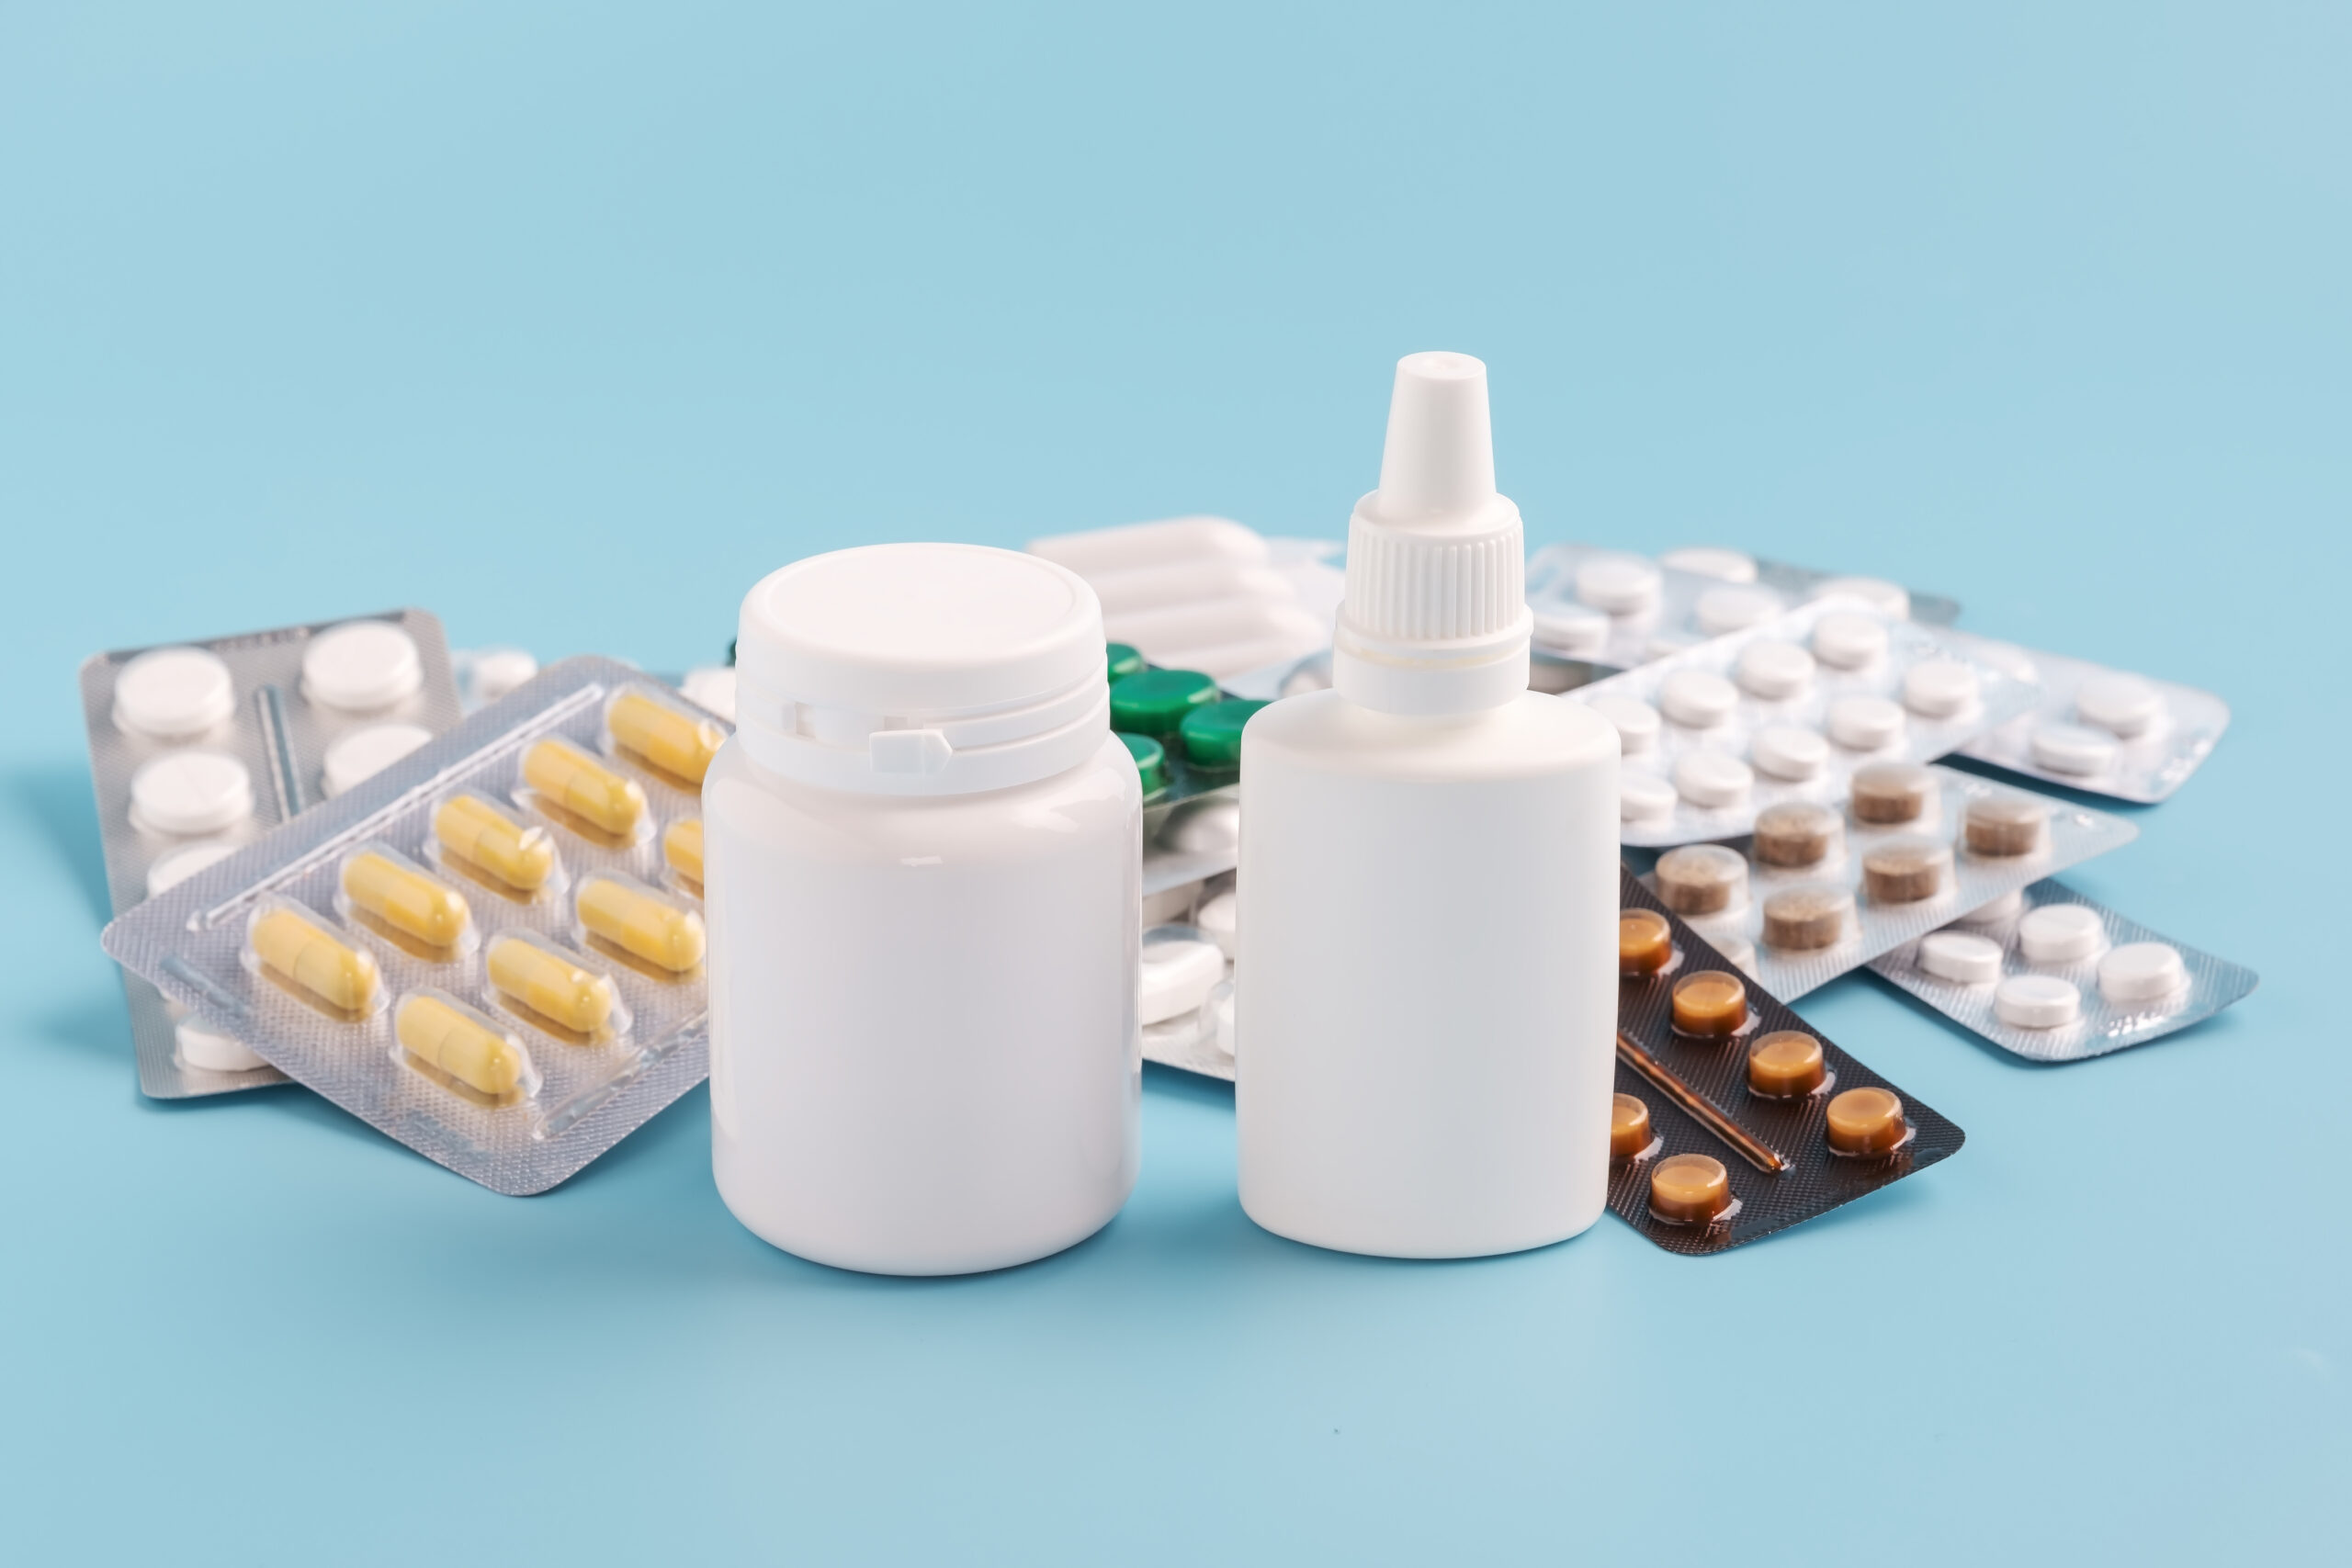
top-left (1575, 555), bottom-right (1662, 615)
top-left (1736, 639), bottom-right (1816, 699)
top-left (1811, 576), bottom-right (1911, 619)
top-left (1194, 889), bottom-right (1238, 958)
top-left (2030, 720), bottom-right (2118, 775)
top-left (1902, 659), bottom-right (1981, 718)
top-left (1919, 930), bottom-right (2004, 984)
top-left (468, 648), bottom-right (539, 707)
top-left (303, 621), bottom-right (423, 712)
top-left (1532, 603), bottom-right (1610, 657)
top-left (2018, 903), bottom-right (2108, 964)
top-left (2098, 942), bottom-right (2188, 1005)
top-left (130, 751), bottom-right (254, 836)
top-left (1693, 585), bottom-right (1783, 636)
top-left (1811, 612), bottom-right (1890, 671)
top-left (1751, 724), bottom-right (1829, 781)
top-left (1163, 797), bottom-right (1240, 854)
top-left (177, 1021), bottom-right (268, 1073)
top-left (114, 647), bottom-right (236, 739)
top-left (2075, 673), bottom-right (2164, 739)
top-left (1140, 933), bottom-right (1225, 1024)
top-left (1659, 547), bottom-right (1758, 583)
top-left (1622, 772), bottom-right (1679, 822)
top-left (1674, 750), bottom-right (1753, 808)
top-left (322, 722), bottom-right (434, 798)
top-left (1826, 695), bottom-right (1905, 750)
top-left (679, 665), bottom-right (738, 722)
top-left (1956, 888), bottom-right (2027, 926)
top-left (146, 840), bottom-right (238, 899)
top-left (1589, 694), bottom-right (1662, 754)
top-left (1211, 983), bottom-right (1236, 1058)
top-left (1995, 974), bottom-right (2082, 1029)
top-left (1658, 670), bottom-right (1738, 728)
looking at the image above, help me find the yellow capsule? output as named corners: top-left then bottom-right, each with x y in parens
top-left (486, 933), bottom-right (616, 1035)
top-left (524, 738), bottom-right (647, 837)
top-left (396, 992), bottom-right (527, 1098)
top-left (609, 691), bottom-right (724, 784)
top-left (341, 849), bottom-right (470, 948)
top-left (251, 907), bottom-right (379, 1013)
top-left (579, 874), bottom-right (706, 972)
top-left (663, 818), bottom-right (705, 886)
top-left (433, 794), bottom-right (555, 893)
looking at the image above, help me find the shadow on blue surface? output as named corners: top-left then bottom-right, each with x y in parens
top-left (9, 762), bottom-right (112, 929)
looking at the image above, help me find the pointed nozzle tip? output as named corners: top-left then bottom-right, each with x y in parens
top-left (1375, 351), bottom-right (1497, 525)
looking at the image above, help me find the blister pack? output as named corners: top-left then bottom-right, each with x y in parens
top-left (1867, 879), bottom-right (2256, 1062)
top-left (1135, 915), bottom-right (1236, 1077)
top-left (1928, 630), bottom-right (2232, 804)
top-left (1611, 866), bottom-right (1965, 1252)
top-left (1570, 596), bottom-right (2041, 848)
top-left (103, 657), bottom-right (725, 1193)
top-left (1638, 763), bottom-right (2136, 999)
top-left (1111, 649), bottom-right (1254, 920)
top-left (78, 610), bottom-right (464, 1098)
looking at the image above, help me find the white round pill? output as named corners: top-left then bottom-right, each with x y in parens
top-left (1622, 772), bottom-right (1679, 822)
top-left (1811, 576), bottom-right (1911, 619)
top-left (1659, 547), bottom-right (1758, 584)
top-left (2075, 673), bottom-right (2164, 739)
top-left (1693, 585), bottom-right (1783, 636)
top-left (176, 1021), bottom-right (268, 1073)
top-left (2098, 942), bottom-right (2188, 1005)
top-left (1674, 750), bottom-right (1753, 808)
top-left (2030, 720), bottom-right (2118, 776)
top-left (146, 840), bottom-right (238, 899)
top-left (130, 751), bottom-right (254, 836)
top-left (1811, 612), bottom-right (1890, 671)
top-left (468, 648), bottom-right (539, 706)
top-left (1996, 974), bottom-right (2081, 1029)
top-left (1589, 694), bottom-right (1662, 754)
top-left (1956, 888), bottom-right (2027, 926)
top-left (1751, 724), bottom-right (1829, 781)
top-left (1140, 932), bottom-right (1226, 1024)
top-left (1919, 930), bottom-right (2004, 984)
top-left (303, 620), bottom-right (423, 712)
top-left (1532, 604), bottom-right (1610, 658)
top-left (1658, 670), bottom-right (1739, 728)
top-left (114, 647), bottom-right (236, 739)
top-left (1211, 983), bottom-right (1236, 1058)
top-left (1164, 797), bottom-right (1241, 854)
top-left (1826, 694), bottom-right (1905, 750)
top-left (1575, 555), bottom-right (1662, 615)
top-left (1902, 659), bottom-right (1981, 718)
top-left (1736, 639), bottom-right (1815, 700)
top-left (680, 665), bottom-right (739, 722)
top-left (1195, 889), bottom-right (1238, 958)
top-left (2018, 903), bottom-right (2108, 964)
top-left (322, 722), bottom-right (434, 797)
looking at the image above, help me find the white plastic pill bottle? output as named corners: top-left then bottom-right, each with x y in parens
top-left (707, 543), bottom-right (1141, 1275)
top-left (1238, 352), bottom-right (1621, 1258)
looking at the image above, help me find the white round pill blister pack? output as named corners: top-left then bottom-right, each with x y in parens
top-left (303, 620), bottom-right (424, 712)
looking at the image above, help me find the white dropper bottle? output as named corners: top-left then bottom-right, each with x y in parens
top-left (1236, 351), bottom-right (1621, 1258)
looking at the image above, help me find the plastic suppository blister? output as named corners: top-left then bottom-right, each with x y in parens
top-left (1571, 596), bottom-right (2042, 849)
top-left (77, 610), bottom-right (463, 1098)
top-left (1866, 879), bottom-right (2256, 1062)
top-left (1611, 866), bottom-right (1964, 1254)
top-left (102, 657), bottom-right (724, 1194)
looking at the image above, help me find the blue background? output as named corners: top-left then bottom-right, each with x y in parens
top-left (3, 4), bottom-right (2344, 1562)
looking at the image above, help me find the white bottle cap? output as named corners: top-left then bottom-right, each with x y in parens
top-left (322, 722), bottom-right (435, 797)
top-left (2098, 942), bottom-right (2188, 1005)
top-left (1658, 547), bottom-right (1757, 584)
top-left (2075, 673), bottom-right (2165, 739)
top-left (1588, 694), bottom-right (1661, 754)
top-left (1332, 353), bottom-right (1532, 715)
top-left (130, 750), bottom-right (254, 836)
top-left (1996, 974), bottom-right (2082, 1029)
top-left (1751, 724), bottom-right (1828, 781)
top-left (1919, 930), bottom-right (2003, 984)
top-left (115, 647), bottom-right (236, 739)
top-left (2018, 903), bottom-right (2108, 964)
top-left (1693, 584), bottom-right (1783, 636)
top-left (735, 543), bottom-right (1110, 796)
top-left (1736, 640), bottom-right (1815, 700)
top-left (304, 621), bottom-right (424, 712)
top-left (1811, 612), bottom-right (1890, 671)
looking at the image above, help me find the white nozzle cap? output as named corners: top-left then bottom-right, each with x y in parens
top-left (1334, 352), bottom-right (1532, 714)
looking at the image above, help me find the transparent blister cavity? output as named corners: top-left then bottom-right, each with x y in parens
top-left (483, 930), bottom-right (633, 1048)
top-left (1138, 921), bottom-right (1234, 1078)
top-left (518, 735), bottom-right (653, 849)
top-left (425, 788), bottom-right (569, 906)
top-left (603, 681), bottom-right (726, 790)
top-left (661, 818), bottom-right (705, 897)
top-left (394, 987), bottom-right (540, 1108)
top-left (1524, 544), bottom-right (1783, 672)
top-left (574, 870), bottom-right (707, 980)
top-left (243, 897), bottom-right (388, 1021)
top-left (335, 840), bottom-right (478, 961)
top-left (1867, 879), bottom-right (2258, 1063)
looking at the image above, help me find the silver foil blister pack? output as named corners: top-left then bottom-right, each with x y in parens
top-left (78, 610), bottom-right (463, 1099)
top-left (1645, 764), bottom-right (2138, 999)
top-left (103, 657), bottom-right (723, 1193)
top-left (1867, 879), bottom-right (2256, 1062)
top-left (1572, 597), bottom-right (2041, 849)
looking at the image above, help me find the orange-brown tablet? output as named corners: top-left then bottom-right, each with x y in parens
top-left (1752, 801), bottom-right (1841, 869)
top-left (1670, 969), bottom-right (1748, 1037)
top-left (1826, 1087), bottom-right (1909, 1156)
top-left (1610, 1092), bottom-right (1654, 1160)
top-left (1964, 794), bottom-right (2048, 857)
top-left (1762, 886), bottom-right (1852, 951)
top-left (1619, 908), bottom-right (1674, 976)
top-left (1655, 844), bottom-right (1747, 916)
top-left (1650, 1153), bottom-right (1733, 1224)
top-left (1851, 761), bottom-right (1935, 825)
top-left (1861, 837), bottom-right (1952, 903)
top-left (1747, 1031), bottom-right (1826, 1099)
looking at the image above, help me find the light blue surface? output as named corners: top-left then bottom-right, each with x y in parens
top-left (2, 5), bottom-right (2345, 1562)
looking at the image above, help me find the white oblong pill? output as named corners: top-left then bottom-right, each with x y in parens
top-left (1919, 930), bottom-right (2004, 984)
top-left (2098, 942), bottom-right (2188, 1005)
top-left (2075, 673), bottom-right (2165, 739)
top-left (1736, 639), bottom-right (1816, 699)
top-left (115, 647), bottom-right (236, 739)
top-left (1194, 889), bottom-right (1237, 958)
top-left (1902, 659), bottom-right (1981, 718)
top-left (1589, 694), bottom-right (1661, 754)
top-left (1674, 750), bottom-right (1753, 808)
top-left (1811, 576), bottom-right (1911, 619)
top-left (130, 750), bottom-right (254, 836)
top-left (1995, 974), bottom-right (2081, 1029)
top-left (1693, 585), bottom-right (1783, 636)
top-left (1140, 933), bottom-right (1226, 1024)
top-left (1211, 983), bottom-right (1236, 1058)
top-left (1575, 555), bottom-right (1662, 615)
top-left (1955, 888), bottom-right (2027, 926)
top-left (1622, 772), bottom-right (1678, 822)
top-left (1811, 612), bottom-right (1890, 671)
top-left (1531, 602), bottom-right (1611, 657)
top-left (145, 840), bottom-right (238, 899)
top-left (1826, 694), bottom-right (1905, 750)
top-left (303, 621), bottom-right (423, 712)
top-left (1751, 724), bottom-right (1829, 781)
top-left (2018, 903), bottom-right (2108, 964)
top-left (1658, 670), bottom-right (1738, 728)
top-left (1659, 547), bottom-right (1758, 584)
top-left (2030, 720), bottom-right (2118, 775)
top-left (322, 722), bottom-right (434, 798)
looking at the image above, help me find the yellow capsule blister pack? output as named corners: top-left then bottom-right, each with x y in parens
top-left (103, 657), bottom-right (728, 1195)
